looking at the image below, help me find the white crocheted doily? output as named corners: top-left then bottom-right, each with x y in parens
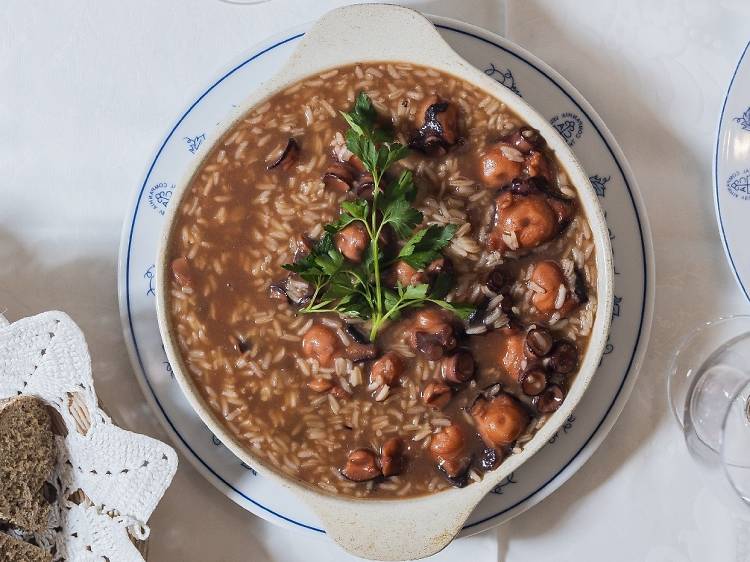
top-left (0, 311), bottom-right (178, 561)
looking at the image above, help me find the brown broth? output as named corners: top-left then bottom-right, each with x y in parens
top-left (166, 62), bottom-right (597, 498)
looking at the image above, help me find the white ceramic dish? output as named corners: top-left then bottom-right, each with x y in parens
top-left (118, 12), bottom-right (651, 545)
top-left (119, 7), bottom-right (653, 558)
top-left (152, 5), bottom-right (613, 560)
top-left (715, 40), bottom-right (750, 302)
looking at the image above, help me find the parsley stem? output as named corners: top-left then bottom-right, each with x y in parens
top-left (304, 284), bottom-right (323, 312)
top-left (369, 292), bottom-right (415, 337)
top-left (371, 176), bottom-right (384, 332)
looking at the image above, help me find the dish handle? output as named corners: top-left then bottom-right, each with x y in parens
top-left (275, 4), bottom-right (468, 86)
top-left (299, 484), bottom-right (487, 560)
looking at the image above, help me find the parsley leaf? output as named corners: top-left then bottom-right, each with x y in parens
top-left (383, 288), bottom-right (401, 312)
top-left (381, 198), bottom-right (423, 239)
top-left (342, 93), bottom-right (406, 187)
top-left (428, 299), bottom-right (475, 321)
top-left (428, 271), bottom-right (454, 300)
top-left (341, 91), bottom-right (379, 135)
top-left (380, 170), bottom-right (417, 207)
top-left (327, 199), bottom-right (370, 232)
top-left (398, 224), bottom-right (457, 269)
top-left (333, 292), bottom-right (371, 319)
top-left (401, 283), bottom-right (430, 301)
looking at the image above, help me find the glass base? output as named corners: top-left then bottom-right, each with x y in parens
top-left (669, 316), bottom-right (750, 506)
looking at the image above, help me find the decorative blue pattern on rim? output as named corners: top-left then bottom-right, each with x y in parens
top-left (490, 472), bottom-right (517, 495)
top-left (184, 133), bottom-right (206, 154)
top-left (483, 63), bottom-right (521, 96)
top-left (589, 174), bottom-right (610, 198)
top-left (734, 107), bottom-right (750, 131)
top-left (715, 40), bottom-right (750, 303)
top-left (122, 24), bottom-right (649, 534)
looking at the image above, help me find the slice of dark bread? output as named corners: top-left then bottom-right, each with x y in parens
top-left (0, 532), bottom-right (51, 562)
top-left (0, 396), bottom-right (56, 532)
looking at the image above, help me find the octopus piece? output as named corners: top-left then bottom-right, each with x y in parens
top-left (370, 352), bottom-right (404, 387)
top-left (478, 143), bottom-right (524, 189)
top-left (470, 391), bottom-right (529, 449)
top-left (347, 154), bottom-right (367, 173)
top-left (345, 323), bottom-right (370, 344)
top-left (330, 385), bottom-right (350, 400)
top-left (502, 127), bottom-right (546, 155)
top-left (354, 172), bottom-right (375, 198)
top-left (340, 325), bottom-right (378, 362)
top-left (440, 351), bottom-right (475, 385)
top-left (301, 324), bottom-right (339, 367)
top-left (473, 268), bottom-right (514, 320)
top-left (480, 447), bottom-right (500, 470)
top-left (268, 276), bottom-right (313, 306)
top-left (499, 127), bottom-right (554, 182)
top-left (389, 260), bottom-right (427, 287)
top-left (422, 382), bottom-right (452, 409)
top-left (485, 266), bottom-right (507, 293)
top-left (341, 449), bottom-right (382, 482)
top-left (425, 256), bottom-right (451, 277)
top-left (546, 340), bottom-right (579, 375)
top-left (335, 222), bottom-right (369, 263)
top-left (487, 177), bottom-right (574, 252)
top-left (407, 308), bottom-right (458, 360)
top-left (323, 156), bottom-right (375, 198)
top-left (266, 138), bottom-right (299, 171)
top-left (489, 191), bottom-right (555, 251)
top-left (291, 235), bottom-right (312, 262)
top-left (532, 383), bottom-right (565, 413)
top-left (380, 437), bottom-right (404, 478)
top-left (344, 341), bottom-right (378, 362)
top-left (387, 256), bottom-right (452, 289)
top-left (498, 327), bottom-right (526, 380)
top-left (171, 256), bottom-right (192, 287)
top-left (323, 161), bottom-right (357, 193)
top-left (528, 260), bottom-right (579, 318)
top-left (524, 327), bottom-right (554, 358)
top-left (465, 296), bottom-right (512, 335)
top-left (409, 95), bottom-right (460, 155)
top-left (573, 267), bottom-right (590, 304)
top-left (518, 367), bottom-right (548, 397)
top-left (429, 424), bottom-right (472, 485)
top-left (524, 150), bottom-right (555, 182)
top-left (411, 308), bottom-right (455, 339)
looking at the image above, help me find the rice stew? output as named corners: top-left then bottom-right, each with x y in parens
top-left (166, 62), bottom-right (597, 498)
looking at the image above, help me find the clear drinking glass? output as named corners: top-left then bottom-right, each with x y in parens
top-left (669, 316), bottom-right (750, 505)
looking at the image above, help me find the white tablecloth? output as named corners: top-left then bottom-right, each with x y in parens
top-left (2, 0), bottom-right (749, 560)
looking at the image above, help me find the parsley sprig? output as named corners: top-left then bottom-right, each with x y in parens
top-left (283, 92), bottom-right (473, 340)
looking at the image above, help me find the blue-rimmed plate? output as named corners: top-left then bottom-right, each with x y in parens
top-left (117, 16), bottom-right (654, 538)
top-left (716, 41), bottom-right (750, 302)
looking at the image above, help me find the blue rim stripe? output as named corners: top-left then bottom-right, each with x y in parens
top-left (714, 40), bottom-right (750, 303)
top-left (123, 25), bottom-right (648, 533)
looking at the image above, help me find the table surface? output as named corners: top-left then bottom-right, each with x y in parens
top-left (3, 0), bottom-right (750, 560)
